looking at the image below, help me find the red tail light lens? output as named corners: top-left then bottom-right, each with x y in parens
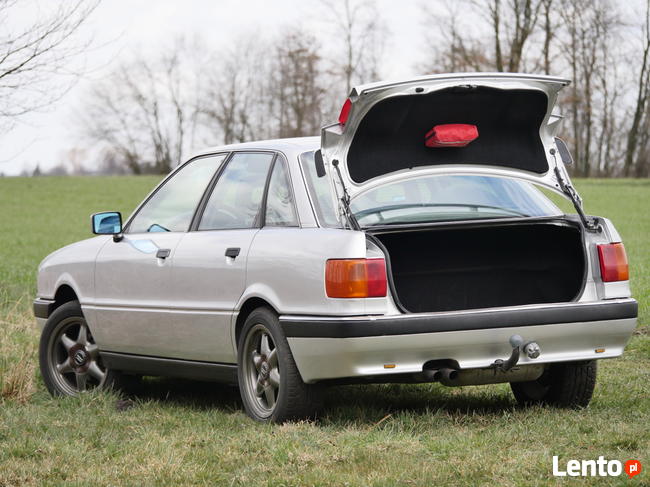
top-left (338, 98), bottom-right (352, 125)
top-left (597, 243), bottom-right (629, 282)
top-left (325, 258), bottom-right (387, 298)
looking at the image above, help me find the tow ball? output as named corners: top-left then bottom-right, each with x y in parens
top-left (490, 335), bottom-right (542, 372)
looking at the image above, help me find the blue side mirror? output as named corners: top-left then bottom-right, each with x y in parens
top-left (91, 211), bottom-right (123, 237)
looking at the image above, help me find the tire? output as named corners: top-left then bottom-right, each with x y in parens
top-left (511, 361), bottom-right (597, 409)
top-left (39, 300), bottom-right (128, 396)
top-left (237, 307), bottom-right (321, 423)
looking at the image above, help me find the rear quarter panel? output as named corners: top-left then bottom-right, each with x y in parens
top-left (242, 227), bottom-right (389, 316)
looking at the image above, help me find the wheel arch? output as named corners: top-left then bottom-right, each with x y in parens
top-left (234, 297), bottom-right (279, 348)
top-left (53, 284), bottom-right (79, 311)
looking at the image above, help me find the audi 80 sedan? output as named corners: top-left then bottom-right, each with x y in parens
top-left (34, 73), bottom-right (637, 422)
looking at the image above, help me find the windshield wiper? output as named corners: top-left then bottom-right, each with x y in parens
top-left (355, 203), bottom-right (529, 221)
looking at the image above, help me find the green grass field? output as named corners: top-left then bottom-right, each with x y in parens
top-left (0, 176), bottom-right (648, 486)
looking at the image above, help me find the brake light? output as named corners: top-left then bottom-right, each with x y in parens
top-left (325, 258), bottom-right (387, 298)
top-left (597, 243), bottom-right (629, 282)
top-left (338, 98), bottom-right (352, 125)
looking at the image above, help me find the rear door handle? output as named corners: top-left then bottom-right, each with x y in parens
top-left (225, 247), bottom-right (241, 258)
top-left (156, 248), bottom-right (171, 259)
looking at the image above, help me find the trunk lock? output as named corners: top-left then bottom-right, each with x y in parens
top-left (490, 335), bottom-right (542, 372)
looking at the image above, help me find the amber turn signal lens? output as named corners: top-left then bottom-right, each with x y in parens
top-left (597, 242), bottom-right (629, 282)
top-left (325, 258), bottom-right (387, 298)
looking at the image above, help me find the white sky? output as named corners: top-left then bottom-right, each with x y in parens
top-left (1, 0), bottom-right (423, 176)
top-left (1, 0), bottom-right (645, 176)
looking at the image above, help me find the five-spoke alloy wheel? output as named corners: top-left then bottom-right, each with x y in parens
top-left (40, 301), bottom-right (122, 396)
top-left (242, 324), bottom-right (281, 416)
top-left (237, 307), bottom-right (321, 423)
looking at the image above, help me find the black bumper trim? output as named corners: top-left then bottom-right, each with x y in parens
top-left (280, 300), bottom-right (638, 338)
top-left (33, 298), bottom-right (56, 319)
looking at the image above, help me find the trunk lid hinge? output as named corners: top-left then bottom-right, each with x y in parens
top-left (331, 159), bottom-right (361, 231)
top-left (552, 161), bottom-right (600, 232)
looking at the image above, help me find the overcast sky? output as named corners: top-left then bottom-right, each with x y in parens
top-left (3, 0), bottom-right (646, 176)
top-left (1, 0), bottom-right (426, 176)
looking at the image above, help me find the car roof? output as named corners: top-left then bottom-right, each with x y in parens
top-left (193, 136), bottom-right (321, 158)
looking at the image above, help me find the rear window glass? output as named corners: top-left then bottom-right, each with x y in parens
top-left (350, 175), bottom-right (562, 226)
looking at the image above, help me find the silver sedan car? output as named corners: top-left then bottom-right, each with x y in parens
top-left (34, 73), bottom-right (638, 422)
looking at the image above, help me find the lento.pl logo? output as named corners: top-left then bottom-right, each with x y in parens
top-left (553, 456), bottom-right (642, 478)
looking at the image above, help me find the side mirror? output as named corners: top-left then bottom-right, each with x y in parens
top-left (91, 211), bottom-right (123, 241)
top-left (554, 137), bottom-right (573, 165)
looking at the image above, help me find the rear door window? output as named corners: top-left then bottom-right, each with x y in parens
top-left (265, 158), bottom-right (298, 227)
top-left (198, 152), bottom-right (274, 230)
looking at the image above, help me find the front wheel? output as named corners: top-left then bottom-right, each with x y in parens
top-left (39, 301), bottom-right (127, 396)
top-left (511, 361), bottom-right (597, 408)
top-left (237, 307), bottom-right (321, 422)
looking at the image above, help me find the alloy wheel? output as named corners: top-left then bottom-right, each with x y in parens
top-left (242, 324), bottom-right (281, 418)
top-left (47, 317), bottom-right (107, 395)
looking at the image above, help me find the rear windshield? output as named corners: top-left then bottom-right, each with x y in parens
top-left (350, 175), bottom-right (562, 226)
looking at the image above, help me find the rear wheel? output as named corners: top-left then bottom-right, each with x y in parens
top-left (39, 301), bottom-right (128, 396)
top-left (237, 307), bottom-right (321, 422)
top-left (511, 361), bottom-right (597, 408)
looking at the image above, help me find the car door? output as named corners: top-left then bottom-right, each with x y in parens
top-left (166, 151), bottom-right (276, 363)
top-left (90, 154), bottom-right (227, 357)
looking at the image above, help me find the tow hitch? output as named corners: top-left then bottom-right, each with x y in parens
top-left (491, 335), bottom-right (541, 372)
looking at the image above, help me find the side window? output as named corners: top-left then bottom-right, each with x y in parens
top-left (299, 151), bottom-right (341, 227)
top-left (265, 160), bottom-right (298, 227)
top-left (198, 152), bottom-right (274, 230)
top-left (128, 154), bottom-right (225, 233)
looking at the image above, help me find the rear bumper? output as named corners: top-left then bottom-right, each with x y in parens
top-left (281, 299), bottom-right (638, 383)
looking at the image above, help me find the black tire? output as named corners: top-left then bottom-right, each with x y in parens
top-left (511, 361), bottom-right (597, 408)
top-left (39, 300), bottom-right (129, 396)
top-left (237, 307), bottom-right (321, 423)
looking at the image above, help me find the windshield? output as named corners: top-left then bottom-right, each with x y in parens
top-left (350, 175), bottom-right (562, 226)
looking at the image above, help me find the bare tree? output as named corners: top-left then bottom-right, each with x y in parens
top-left (419, 2), bottom-right (492, 73)
top-left (0, 0), bottom-right (99, 133)
top-left (82, 39), bottom-right (200, 174)
top-left (422, 0), bottom-right (545, 73)
top-left (623, 0), bottom-right (650, 176)
top-left (201, 39), bottom-right (267, 144)
top-left (319, 0), bottom-right (387, 93)
top-left (268, 30), bottom-right (326, 138)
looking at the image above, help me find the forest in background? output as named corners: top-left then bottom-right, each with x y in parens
top-left (3, 0), bottom-right (650, 177)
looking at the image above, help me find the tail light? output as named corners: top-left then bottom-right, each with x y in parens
top-left (325, 258), bottom-right (387, 298)
top-left (597, 243), bottom-right (629, 282)
top-left (338, 98), bottom-right (352, 125)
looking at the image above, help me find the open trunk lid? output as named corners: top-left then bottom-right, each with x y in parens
top-left (320, 73), bottom-right (590, 224)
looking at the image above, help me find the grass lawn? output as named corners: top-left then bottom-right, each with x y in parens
top-left (0, 176), bottom-right (648, 486)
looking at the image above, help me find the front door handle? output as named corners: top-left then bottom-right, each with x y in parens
top-left (156, 248), bottom-right (171, 259)
top-left (225, 247), bottom-right (241, 258)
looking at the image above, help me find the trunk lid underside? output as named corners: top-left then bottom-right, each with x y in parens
top-left (321, 73), bottom-right (572, 199)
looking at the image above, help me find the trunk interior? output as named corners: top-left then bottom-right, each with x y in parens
top-left (372, 221), bottom-right (586, 313)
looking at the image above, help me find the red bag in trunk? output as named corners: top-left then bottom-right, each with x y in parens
top-left (425, 124), bottom-right (479, 148)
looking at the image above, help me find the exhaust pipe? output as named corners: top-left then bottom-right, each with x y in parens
top-left (438, 368), bottom-right (459, 386)
top-left (422, 368), bottom-right (441, 382)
